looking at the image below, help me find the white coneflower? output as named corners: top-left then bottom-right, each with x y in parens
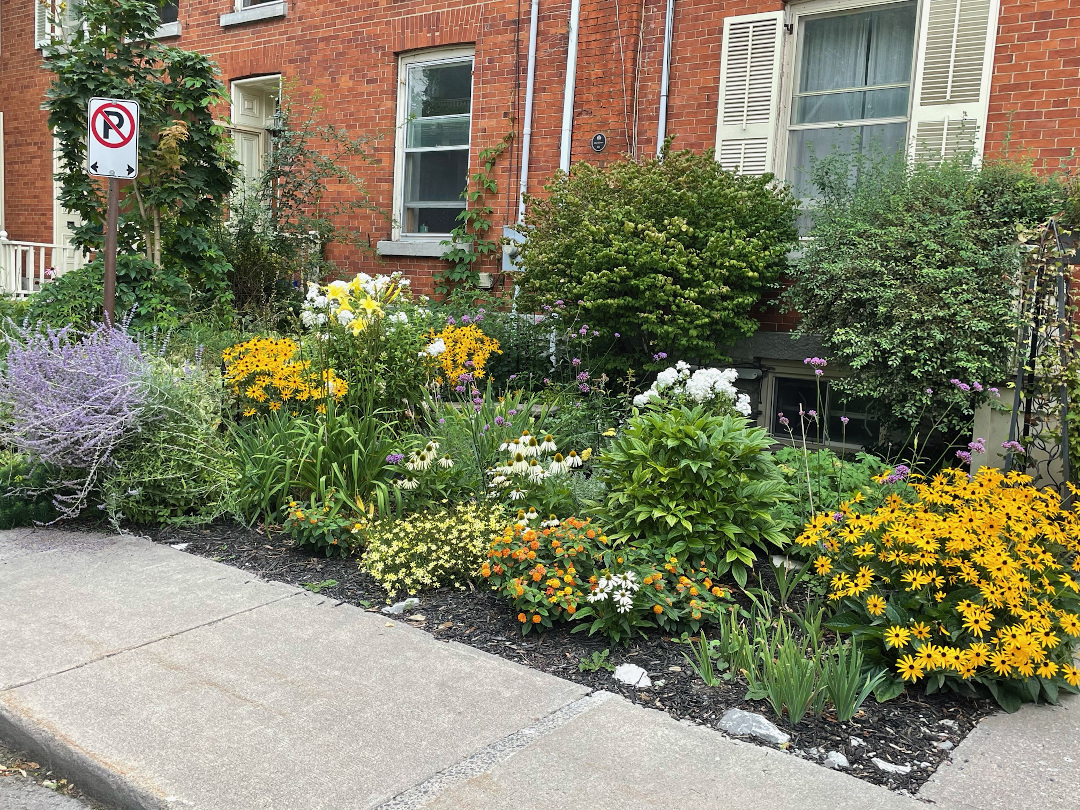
top-left (566, 450), bottom-right (582, 468)
top-left (397, 476), bottom-right (420, 490)
top-left (539, 434), bottom-right (557, 454)
top-left (541, 515), bottom-right (561, 528)
top-left (428, 440), bottom-right (440, 453)
top-left (520, 429), bottom-right (532, 438)
top-left (490, 475), bottom-right (508, 487)
top-left (522, 436), bottom-right (540, 458)
top-left (509, 488), bottom-right (527, 501)
top-left (438, 454), bottom-right (454, 469)
top-left (525, 506), bottom-right (539, 521)
top-left (406, 450), bottom-right (432, 472)
top-left (511, 452), bottom-right (529, 475)
top-left (528, 459), bottom-right (545, 483)
top-left (548, 453), bottom-right (568, 475)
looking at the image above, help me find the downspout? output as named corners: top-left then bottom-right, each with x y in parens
top-left (656, 0), bottom-right (675, 156)
top-left (518, 0), bottom-right (540, 222)
top-left (559, 0), bottom-right (582, 173)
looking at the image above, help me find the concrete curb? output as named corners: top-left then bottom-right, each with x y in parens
top-left (0, 704), bottom-right (167, 810)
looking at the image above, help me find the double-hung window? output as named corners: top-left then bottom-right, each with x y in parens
top-left (786, 3), bottom-right (917, 195)
top-left (395, 50), bottom-right (474, 238)
top-left (715, 0), bottom-right (999, 180)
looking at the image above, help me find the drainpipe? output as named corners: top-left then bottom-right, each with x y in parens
top-left (559, 0), bottom-right (582, 173)
top-left (518, 0), bottom-right (540, 222)
top-left (656, 0), bottom-right (675, 156)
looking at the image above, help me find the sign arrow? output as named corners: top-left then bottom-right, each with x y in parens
top-left (126, 165), bottom-right (135, 176)
top-left (90, 162), bottom-right (99, 173)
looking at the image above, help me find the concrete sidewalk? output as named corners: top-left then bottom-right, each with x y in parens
top-left (0, 530), bottom-right (1073, 810)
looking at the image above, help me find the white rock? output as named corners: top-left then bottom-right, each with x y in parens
top-left (719, 708), bottom-right (790, 746)
top-left (849, 735), bottom-right (865, 747)
top-left (771, 554), bottom-right (799, 571)
top-left (872, 757), bottom-right (912, 775)
top-left (381, 598), bottom-right (420, 615)
top-left (824, 751), bottom-right (850, 770)
top-left (170, 543), bottom-right (190, 551)
top-left (938, 719), bottom-right (959, 729)
top-left (613, 663), bottom-right (652, 688)
top-left (934, 740), bottom-right (954, 751)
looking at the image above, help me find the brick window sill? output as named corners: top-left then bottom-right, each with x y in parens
top-left (220, 2), bottom-right (287, 28)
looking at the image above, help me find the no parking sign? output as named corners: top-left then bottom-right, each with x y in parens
top-left (86, 97), bottom-right (140, 178)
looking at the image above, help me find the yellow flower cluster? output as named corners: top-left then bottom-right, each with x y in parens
top-left (359, 502), bottom-right (505, 596)
top-left (795, 467), bottom-right (1080, 691)
top-left (425, 323), bottom-right (501, 386)
top-left (222, 338), bottom-right (347, 417)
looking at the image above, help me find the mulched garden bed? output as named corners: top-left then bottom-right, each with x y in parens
top-left (140, 519), bottom-right (996, 794)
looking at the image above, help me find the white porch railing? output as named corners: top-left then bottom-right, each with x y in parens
top-left (0, 231), bottom-right (88, 298)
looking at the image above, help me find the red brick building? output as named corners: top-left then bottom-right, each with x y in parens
top-left (1, 0), bottom-right (1078, 430)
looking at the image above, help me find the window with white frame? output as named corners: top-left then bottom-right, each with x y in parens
top-left (715, 0), bottom-right (1000, 180)
top-left (785, 2), bottom-right (917, 196)
top-left (230, 76), bottom-right (280, 195)
top-left (395, 49), bottom-right (474, 237)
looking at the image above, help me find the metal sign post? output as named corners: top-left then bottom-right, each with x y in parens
top-left (86, 97), bottom-right (140, 324)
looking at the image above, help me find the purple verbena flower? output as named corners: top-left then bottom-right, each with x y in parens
top-left (386, 453), bottom-right (406, 465)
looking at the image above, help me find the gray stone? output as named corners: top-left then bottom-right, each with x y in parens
top-left (919, 695), bottom-right (1080, 810)
top-left (872, 758), bottom-right (912, 775)
top-left (0, 777), bottom-right (94, 809)
top-left (824, 751), bottom-right (850, 770)
top-left (770, 555), bottom-right (799, 571)
top-left (938, 718), bottom-right (959, 729)
top-left (169, 543), bottom-right (189, 551)
top-left (381, 597), bottom-right (420, 615)
top-left (718, 708), bottom-right (790, 747)
top-left (0, 532), bottom-right (294, 690)
top-left (934, 740), bottom-right (954, 751)
top-left (850, 735), bottom-right (865, 747)
top-left (421, 698), bottom-right (928, 810)
top-left (613, 663), bottom-right (652, 688)
top-left (1, 593), bottom-right (587, 810)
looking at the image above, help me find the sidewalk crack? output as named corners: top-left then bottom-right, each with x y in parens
top-left (1, 592), bottom-right (299, 692)
top-left (372, 690), bottom-right (613, 810)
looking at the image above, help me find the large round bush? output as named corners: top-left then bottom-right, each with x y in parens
top-left (592, 403), bottom-right (791, 585)
top-left (518, 147), bottom-right (798, 372)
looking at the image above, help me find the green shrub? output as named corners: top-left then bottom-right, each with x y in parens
top-left (282, 492), bottom-right (365, 557)
top-left (518, 146), bottom-right (798, 373)
top-left (593, 404), bottom-right (791, 585)
top-left (101, 359), bottom-right (238, 525)
top-left (785, 151), bottom-right (1067, 434)
top-left (0, 453), bottom-right (57, 528)
top-left (361, 502), bottom-right (505, 596)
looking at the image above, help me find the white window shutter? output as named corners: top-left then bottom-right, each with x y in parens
top-left (714, 12), bottom-right (784, 176)
top-left (908, 0), bottom-right (1000, 162)
top-left (34, 1), bottom-right (50, 49)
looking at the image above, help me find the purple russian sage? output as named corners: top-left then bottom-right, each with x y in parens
top-left (0, 321), bottom-right (149, 519)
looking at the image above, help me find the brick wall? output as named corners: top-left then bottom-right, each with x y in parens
top-left (984, 0), bottom-right (1080, 167)
top-left (2, 0), bottom-right (1078, 303)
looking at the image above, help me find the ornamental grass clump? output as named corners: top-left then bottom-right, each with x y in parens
top-left (0, 321), bottom-right (148, 518)
top-left (797, 467), bottom-right (1080, 710)
top-left (360, 502), bottom-right (505, 596)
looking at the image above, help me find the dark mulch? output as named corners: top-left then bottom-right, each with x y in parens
top-left (140, 520), bottom-right (995, 794)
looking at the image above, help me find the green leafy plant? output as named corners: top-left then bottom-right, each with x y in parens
top-left (282, 492), bottom-right (365, 557)
top-left (101, 358), bottom-right (238, 526)
top-left (823, 642), bottom-right (886, 722)
top-left (578, 650), bottom-right (616, 673)
top-left (593, 404), bottom-right (791, 586)
top-left (785, 150), bottom-right (1067, 434)
top-left (359, 502), bottom-right (505, 596)
top-left (683, 632), bottom-right (722, 687)
top-left (438, 134), bottom-right (512, 293)
top-left (302, 579), bottom-right (339, 593)
top-left (0, 453), bottom-right (57, 529)
top-left (742, 612), bottom-right (827, 725)
top-left (518, 145), bottom-right (798, 373)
